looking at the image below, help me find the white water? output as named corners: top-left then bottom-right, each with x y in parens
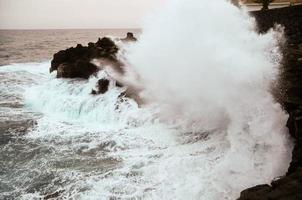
top-left (0, 1), bottom-right (293, 200)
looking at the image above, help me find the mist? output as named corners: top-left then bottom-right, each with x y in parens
top-left (125, 1), bottom-right (292, 198)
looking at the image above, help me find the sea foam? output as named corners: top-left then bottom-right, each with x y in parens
top-left (12, 0), bottom-right (293, 199)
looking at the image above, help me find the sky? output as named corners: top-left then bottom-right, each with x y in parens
top-left (0, 0), bottom-right (164, 29)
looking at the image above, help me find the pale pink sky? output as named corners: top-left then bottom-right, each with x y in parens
top-left (0, 0), bottom-right (165, 29)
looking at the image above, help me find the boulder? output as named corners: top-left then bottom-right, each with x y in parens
top-left (50, 37), bottom-right (120, 79)
top-left (121, 32), bottom-right (137, 42)
top-left (91, 79), bottom-right (110, 95)
top-left (97, 79), bottom-right (110, 94)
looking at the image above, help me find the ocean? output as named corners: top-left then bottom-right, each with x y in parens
top-left (0, 29), bottom-right (140, 66)
top-left (0, 2), bottom-right (293, 199)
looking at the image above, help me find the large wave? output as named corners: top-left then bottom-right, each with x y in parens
top-left (125, 0), bottom-right (293, 198)
top-left (2, 1), bottom-right (293, 199)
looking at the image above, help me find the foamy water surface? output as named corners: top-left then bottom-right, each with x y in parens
top-left (0, 1), bottom-right (294, 199)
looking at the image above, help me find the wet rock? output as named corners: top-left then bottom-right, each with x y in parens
top-left (50, 33), bottom-right (141, 102)
top-left (91, 79), bottom-right (110, 95)
top-left (287, 108), bottom-right (302, 140)
top-left (56, 61), bottom-right (98, 79)
top-left (91, 89), bottom-right (97, 95)
top-left (121, 32), bottom-right (137, 42)
top-left (238, 5), bottom-right (302, 200)
top-left (238, 169), bottom-right (302, 200)
top-left (97, 79), bottom-right (110, 94)
top-left (95, 37), bottom-right (118, 52)
top-left (50, 37), bottom-right (120, 79)
top-left (251, 5), bottom-right (302, 44)
top-left (287, 139), bottom-right (302, 174)
top-left (239, 184), bottom-right (272, 200)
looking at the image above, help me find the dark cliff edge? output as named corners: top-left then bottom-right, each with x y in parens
top-left (238, 5), bottom-right (302, 200)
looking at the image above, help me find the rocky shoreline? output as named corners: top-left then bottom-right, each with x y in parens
top-left (50, 32), bottom-right (140, 99)
top-left (48, 5), bottom-right (302, 199)
top-left (238, 5), bottom-right (302, 200)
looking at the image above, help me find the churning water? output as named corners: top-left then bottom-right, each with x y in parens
top-left (0, 0), bottom-right (293, 199)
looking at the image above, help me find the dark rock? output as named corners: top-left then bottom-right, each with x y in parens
top-left (287, 139), bottom-right (302, 174)
top-left (96, 37), bottom-right (117, 50)
top-left (121, 32), bottom-right (137, 42)
top-left (91, 89), bottom-right (97, 95)
top-left (88, 42), bottom-right (94, 47)
top-left (56, 61), bottom-right (98, 79)
top-left (284, 102), bottom-right (300, 114)
top-left (50, 37), bottom-right (120, 79)
top-left (76, 44), bottom-right (83, 48)
top-left (238, 5), bottom-right (302, 200)
top-left (251, 5), bottom-right (302, 44)
top-left (286, 108), bottom-right (302, 140)
top-left (50, 34), bottom-right (142, 101)
top-left (91, 79), bottom-right (110, 95)
top-left (97, 79), bottom-right (110, 94)
top-left (239, 184), bottom-right (272, 200)
top-left (238, 169), bottom-right (302, 200)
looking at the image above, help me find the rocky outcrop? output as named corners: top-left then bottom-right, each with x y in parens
top-left (121, 32), bottom-right (137, 42)
top-left (50, 33), bottom-right (139, 100)
top-left (50, 31), bottom-right (139, 80)
top-left (237, 5), bottom-right (302, 200)
top-left (50, 37), bottom-right (120, 79)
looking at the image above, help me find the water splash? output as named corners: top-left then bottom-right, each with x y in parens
top-left (0, 1), bottom-right (293, 199)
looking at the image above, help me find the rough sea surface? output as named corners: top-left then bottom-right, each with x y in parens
top-left (0, 6), bottom-right (293, 198)
top-left (0, 29), bottom-right (140, 66)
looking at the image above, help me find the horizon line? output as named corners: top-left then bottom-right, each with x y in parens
top-left (0, 28), bottom-right (142, 31)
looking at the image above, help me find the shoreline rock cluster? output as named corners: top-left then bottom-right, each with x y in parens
top-left (50, 37), bottom-right (121, 79)
top-left (238, 5), bottom-right (302, 200)
top-left (50, 32), bottom-right (137, 95)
